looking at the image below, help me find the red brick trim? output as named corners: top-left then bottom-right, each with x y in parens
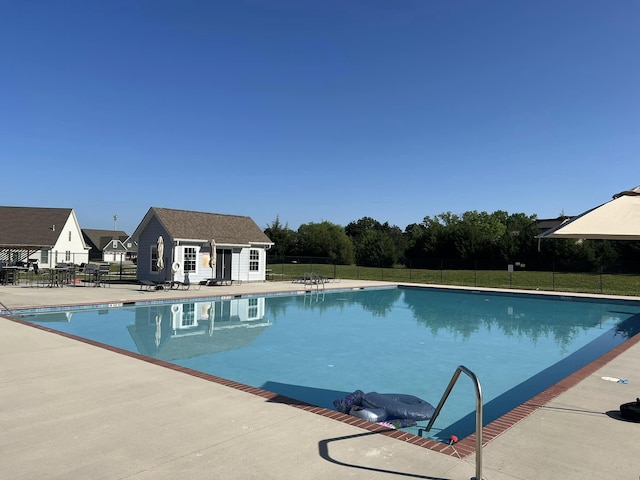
top-left (5, 312), bottom-right (640, 459)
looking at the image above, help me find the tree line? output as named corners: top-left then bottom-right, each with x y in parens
top-left (264, 212), bottom-right (640, 273)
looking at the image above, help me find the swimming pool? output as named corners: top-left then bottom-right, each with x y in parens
top-left (18, 286), bottom-right (640, 441)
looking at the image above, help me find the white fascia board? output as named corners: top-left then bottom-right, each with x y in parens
top-left (173, 238), bottom-right (252, 248)
top-left (173, 238), bottom-right (209, 244)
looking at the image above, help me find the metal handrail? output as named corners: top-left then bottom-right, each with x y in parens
top-left (423, 365), bottom-right (483, 480)
top-left (0, 299), bottom-right (13, 315)
top-left (303, 273), bottom-right (325, 291)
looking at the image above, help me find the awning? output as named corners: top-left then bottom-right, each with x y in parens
top-left (536, 186), bottom-right (640, 241)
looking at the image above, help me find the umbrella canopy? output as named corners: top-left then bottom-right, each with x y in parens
top-left (156, 236), bottom-right (165, 270)
top-left (209, 238), bottom-right (216, 277)
top-left (208, 301), bottom-right (215, 336)
top-left (155, 312), bottom-right (162, 347)
top-left (537, 186), bottom-right (640, 240)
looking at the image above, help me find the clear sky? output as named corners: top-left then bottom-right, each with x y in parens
top-left (2, 0), bottom-right (638, 235)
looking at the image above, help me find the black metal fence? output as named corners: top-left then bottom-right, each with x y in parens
top-left (267, 256), bottom-right (640, 296)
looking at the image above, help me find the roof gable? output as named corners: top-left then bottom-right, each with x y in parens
top-left (82, 229), bottom-right (130, 250)
top-left (103, 239), bottom-right (127, 252)
top-left (133, 207), bottom-right (272, 245)
top-left (0, 206), bottom-right (74, 248)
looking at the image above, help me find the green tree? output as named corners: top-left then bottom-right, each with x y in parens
top-left (452, 211), bottom-right (506, 260)
top-left (405, 210), bottom-right (537, 266)
top-left (383, 221), bottom-right (407, 264)
top-left (345, 217), bottom-right (379, 239)
top-left (540, 238), bottom-right (596, 272)
top-left (404, 216), bottom-right (454, 265)
top-left (345, 217), bottom-right (402, 267)
top-left (264, 215), bottom-right (296, 259)
top-left (493, 211), bottom-right (539, 263)
top-left (295, 221), bottom-right (354, 264)
top-left (403, 222), bottom-right (428, 265)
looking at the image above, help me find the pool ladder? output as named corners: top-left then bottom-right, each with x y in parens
top-left (304, 273), bottom-right (325, 291)
top-left (0, 299), bottom-right (13, 315)
top-left (420, 365), bottom-right (484, 480)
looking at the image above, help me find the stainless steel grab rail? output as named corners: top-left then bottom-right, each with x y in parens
top-left (422, 365), bottom-right (483, 480)
top-left (0, 299), bottom-right (13, 315)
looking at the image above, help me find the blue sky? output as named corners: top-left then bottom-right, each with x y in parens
top-left (2, 0), bottom-right (638, 235)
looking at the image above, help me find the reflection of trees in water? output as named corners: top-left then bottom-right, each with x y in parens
top-left (348, 288), bottom-right (402, 317)
top-left (401, 288), bottom-right (640, 348)
top-left (264, 288), bottom-right (403, 318)
top-left (264, 287), bottom-right (640, 350)
top-left (614, 313), bottom-right (640, 338)
top-left (264, 295), bottom-right (293, 321)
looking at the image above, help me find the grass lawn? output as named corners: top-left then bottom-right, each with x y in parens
top-left (266, 263), bottom-right (640, 297)
top-left (18, 262), bottom-right (637, 297)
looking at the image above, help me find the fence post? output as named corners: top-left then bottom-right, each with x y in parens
top-left (474, 260), bottom-right (477, 287)
top-left (600, 266), bottom-right (603, 293)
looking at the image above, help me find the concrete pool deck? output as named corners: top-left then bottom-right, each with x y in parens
top-left (1, 280), bottom-right (639, 479)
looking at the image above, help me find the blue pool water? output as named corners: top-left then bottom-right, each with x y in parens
top-left (19, 286), bottom-right (640, 441)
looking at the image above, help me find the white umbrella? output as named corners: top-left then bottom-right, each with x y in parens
top-left (537, 186), bottom-right (640, 241)
top-left (156, 236), bottom-right (165, 271)
top-left (208, 301), bottom-right (216, 336)
top-left (155, 312), bottom-right (162, 347)
top-left (209, 238), bottom-right (216, 278)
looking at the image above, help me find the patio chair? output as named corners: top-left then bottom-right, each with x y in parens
top-left (139, 280), bottom-right (161, 291)
top-left (205, 277), bottom-right (232, 286)
top-left (97, 264), bottom-right (111, 287)
top-left (170, 276), bottom-right (200, 291)
top-left (34, 268), bottom-right (50, 288)
top-left (84, 264), bottom-right (97, 285)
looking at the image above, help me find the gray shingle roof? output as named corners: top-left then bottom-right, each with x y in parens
top-left (0, 206), bottom-right (73, 248)
top-left (82, 229), bottom-right (129, 250)
top-left (148, 207), bottom-right (272, 245)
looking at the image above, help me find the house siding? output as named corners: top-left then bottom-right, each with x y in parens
top-left (137, 218), bottom-right (171, 283)
top-left (169, 245), bottom-right (270, 283)
top-left (233, 248), bottom-right (243, 281)
top-left (236, 246), bottom-right (268, 282)
top-left (47, 213), bottom-right (89, 267)
top-left (103, 240), bottom-right (129, 263)
top-left (172, 243), bottom-right (203, 283)
top-left (248, 246), bottom-right (267, 282)
top-left (103, 251), bottom-right (126, 263)
top-left (133, 207), bottom-right (273, 285)
top-left (0, 207), bottom-right (90, 268)
top-left (138, 239), bottom-right (271, 284)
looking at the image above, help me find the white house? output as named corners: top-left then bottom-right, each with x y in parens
top-left (81, 229), bottom-right (136, 262)
top-left (102, 238), bottom-right (128, 263)
top-left (131, 207), bottom-right (274, 285)
top-left (0, 206), bottom-right (90, 268)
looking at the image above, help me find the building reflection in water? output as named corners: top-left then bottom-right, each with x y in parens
top-left (128, 297), bottom-right (270, 361)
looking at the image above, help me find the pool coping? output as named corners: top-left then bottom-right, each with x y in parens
top-left (4, 283), bottom-right (640, 459)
